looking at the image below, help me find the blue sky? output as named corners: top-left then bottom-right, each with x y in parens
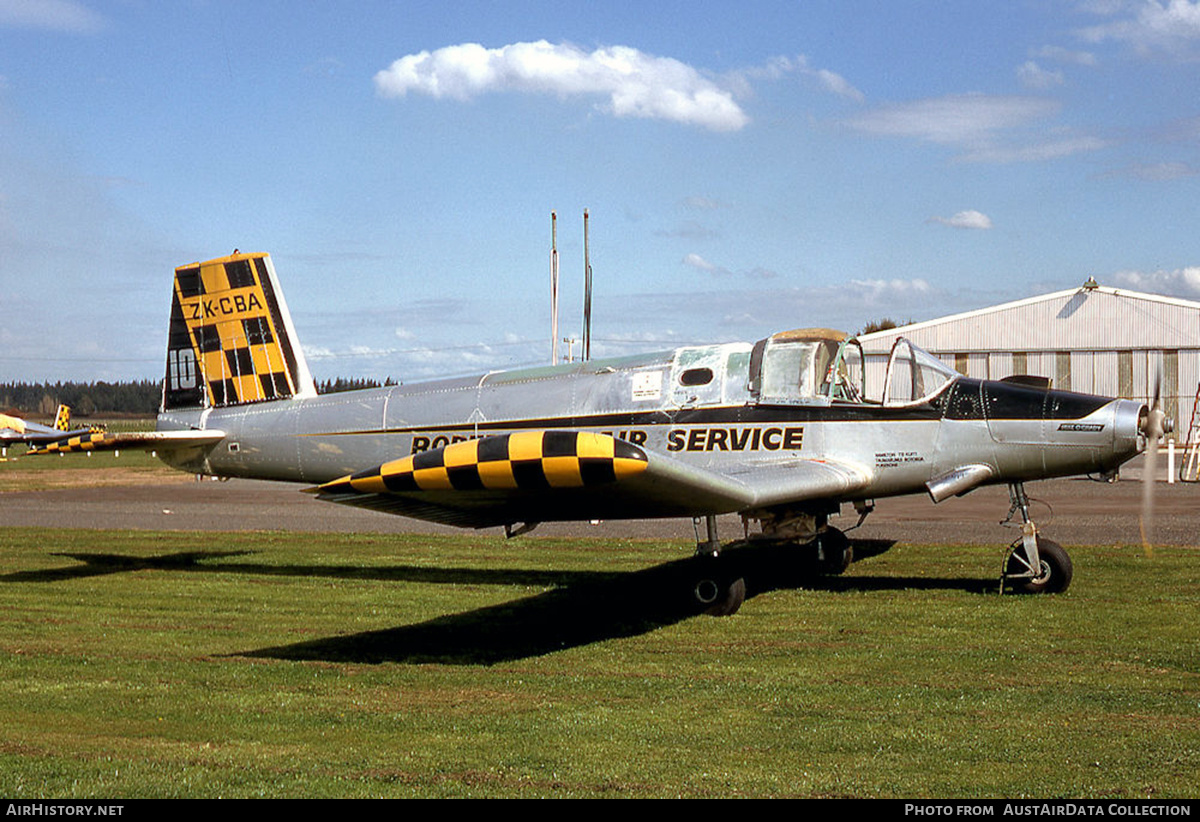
top-left (2, 0), bottom-right (1200, 385)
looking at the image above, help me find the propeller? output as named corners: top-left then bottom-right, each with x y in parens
top-left (1139, 374), bottom-right (1170, 556)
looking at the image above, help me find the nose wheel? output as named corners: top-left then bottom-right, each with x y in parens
top-left (1004, 535), bottom-right (1073, 594)
top-left (1001, 483), bottom-right (1073, 594)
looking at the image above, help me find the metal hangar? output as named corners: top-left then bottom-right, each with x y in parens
top-left (856, 279), bottom-right (1200, 447)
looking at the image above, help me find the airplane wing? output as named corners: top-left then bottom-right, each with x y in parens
top-left (0, 411), bottom-right (77, 444)
top-left (311, 430), bottom-right (871, 529)
top-left (24, 429), bottom-right (227, 455)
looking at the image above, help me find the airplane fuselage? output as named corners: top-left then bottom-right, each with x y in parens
top-left (156, 343), bottom-right (1145, 521)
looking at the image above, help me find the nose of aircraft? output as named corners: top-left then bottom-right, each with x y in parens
top-left (1108, 398), bottom-right (1150, 468)
top-left (1137, 402), bottom-right (1172, 441)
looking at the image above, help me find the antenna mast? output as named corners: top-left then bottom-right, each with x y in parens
top-left (550, 211), bottom-right (559, 365)
top-left (583, 209), bottom-right (592, 362)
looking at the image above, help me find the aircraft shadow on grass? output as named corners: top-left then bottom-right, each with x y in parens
top-left (3, 539), bottom-right (999, 664)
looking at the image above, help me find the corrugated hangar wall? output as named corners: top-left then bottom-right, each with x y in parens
top-left (857, 284), bottom-right (1200, 440)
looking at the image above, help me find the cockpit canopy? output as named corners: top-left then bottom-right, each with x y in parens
top-left (748, 329), bottom-right (958, 407)
top-left (880, 337), bottom-right (959, 406)
top-left (749, 328), bottom-right (865, 405)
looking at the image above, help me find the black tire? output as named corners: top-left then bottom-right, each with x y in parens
top-left (691, 555), bottom-right (746, 616)
top-left (814, 528), bottom-right (853, 575)
top-left (1005, 537), bottom-right (1073, 594)
top-left (696, 577), bottom-right (745, 617)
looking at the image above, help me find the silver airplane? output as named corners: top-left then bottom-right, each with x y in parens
top-left (32, 251), bottom-right (1166, 614)
top-left (1, 405), bottom-right (97, 455)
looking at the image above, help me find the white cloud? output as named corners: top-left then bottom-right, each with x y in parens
top-left (927, 210), bottom-right (994, 230)
top-left (1100, 160), bottom-right (1200, 180)
top-left (0, 0), bottom-right (105, 33)
top-left (1078, 0), bottom-right (1200, 58)
top-left (1017, 61), bottom-right (1065, 89)
top-left (1034, 45), bottom-right (1099, 67)
top-left (844, 93), bottom-right (1106, 163)
top-left (374, 40), bottom-right (749, 131)
top-left (681, 253), bottom-right (777, 280)
top-left (848, 278), bottom-right (934, 296)
top-left (683, 252), bottom-right (721, 274)
top-left (813, 68), bottom-right (865, 103)
top-left (845, 93), bottom-right (1058, 145)
top-left (735, 55), bottom-right (865, 102)
top-left (1112, 265), bottom-right (1200, 296)
top-left (959, 135), bottom-right (1109, 163)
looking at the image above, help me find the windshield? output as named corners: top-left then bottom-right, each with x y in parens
top-left (882, 338), bottom-right (959, 406)
top-left (754, 336), bottom-right (843, 404)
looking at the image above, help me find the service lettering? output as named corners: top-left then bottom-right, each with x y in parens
top-left (666, 426), bottom-right (803, 452)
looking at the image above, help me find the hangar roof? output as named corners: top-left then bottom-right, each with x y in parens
top-left (857, 284), bottom-right (1200, 354)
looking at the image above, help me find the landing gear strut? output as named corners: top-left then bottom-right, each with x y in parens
top-left (690, 515), bottom-right (746, 616)
top-left (1001, 482), bottom-right (1073, 594)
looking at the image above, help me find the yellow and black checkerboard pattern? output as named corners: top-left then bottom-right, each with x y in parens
top-left (173, 254), bottom-right (296, 407)
top-left (28, 432), bottom-right (118, 455)
top-left (320, 431), bottom-right (648, 496)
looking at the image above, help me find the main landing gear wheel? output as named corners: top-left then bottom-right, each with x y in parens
top-left (690, 557), bottom-right (746, 617)
top-left (814, 527), bottom-right (853, 575)
top-left (1004, 537), bottom-right (1073, 594)
top-left (689, 515), bottom-right (745, 616)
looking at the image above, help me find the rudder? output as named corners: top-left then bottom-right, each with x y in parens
top-left (163, 252), bottom-right (316, 410)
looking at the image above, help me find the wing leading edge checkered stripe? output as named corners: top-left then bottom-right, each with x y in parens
top-left (318, 431), bottom-right (649, 495)
top-left (26, 430), bottom-right (228, 456)
top-left (27, 432), bottom-right (116, 454)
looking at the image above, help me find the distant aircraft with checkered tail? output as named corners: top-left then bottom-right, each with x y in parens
top-left (30, 252), bottom-right (1167, 614)
top-left (1, 405), bottom-right (104, 454)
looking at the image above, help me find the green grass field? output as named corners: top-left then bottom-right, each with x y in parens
top-left (0, 526), bottom-right (1196, 798)
top-left (0, 442), bottom-right (181, 492)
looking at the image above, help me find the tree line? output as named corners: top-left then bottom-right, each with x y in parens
top-left (1, 381), bottom-right (161, 417)
top-left (316, 377), bottom-right (395, 393)
top-left (2, 378), bottom-right (392, 417)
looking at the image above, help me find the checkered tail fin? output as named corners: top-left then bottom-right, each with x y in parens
top-left (163, 252), bottom-right (316, 411)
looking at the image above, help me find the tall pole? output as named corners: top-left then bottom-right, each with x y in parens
top-left (583, 209), bottom-right (592, 362)
top-left (550, 211), bottom-right (559, 365)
